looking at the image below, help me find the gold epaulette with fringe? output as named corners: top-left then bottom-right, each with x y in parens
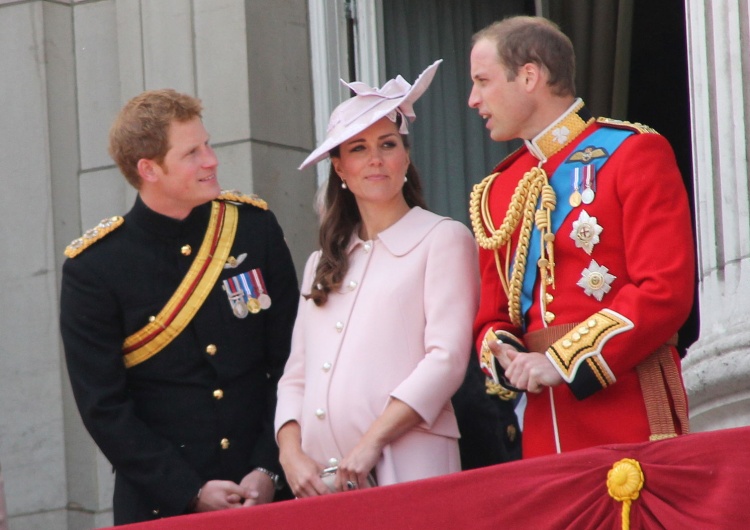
top-left (217, 189), bottom-right (268, 210)
top-left (596, 117), bottom-right (659, 135)
top-left (64, 216), bottom-right (124, 258)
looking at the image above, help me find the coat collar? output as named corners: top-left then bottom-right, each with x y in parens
top-left (346, 206), bottom-right (447, 257)
top-left (128, 194), bottom-right (211, 238)
top-left (524, 98), bottom-right (594, 162)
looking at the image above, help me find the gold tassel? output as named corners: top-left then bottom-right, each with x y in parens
top-left (607, 458), bottom-right (644, 530)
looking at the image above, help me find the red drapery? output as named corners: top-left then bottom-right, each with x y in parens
top-left (110, 426), bottom-right (750, 529)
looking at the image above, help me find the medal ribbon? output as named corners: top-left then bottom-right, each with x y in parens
top-left (520, 127), bottom-right (634, 325)
top-left (237, 272), bottom-right (257, 299)
top-left (250, 268), bottom-right (267, 297)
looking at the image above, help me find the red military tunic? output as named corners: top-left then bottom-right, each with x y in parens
top-left (472, 100), bottom-right (695, 458)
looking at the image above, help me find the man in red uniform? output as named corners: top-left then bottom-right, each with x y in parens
top-left (468, 16), bottom-right (695, 458)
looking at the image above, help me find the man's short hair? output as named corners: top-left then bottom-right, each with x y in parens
top-left (473, 16), bottom-right (576, 97)
top-left (108, 89), bottom-right (203, 188)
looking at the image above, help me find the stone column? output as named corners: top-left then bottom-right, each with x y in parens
top-left (682, 0), bottom-right (750, 431)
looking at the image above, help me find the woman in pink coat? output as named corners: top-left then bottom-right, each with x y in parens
top-left (275, 61), bottom-right (479, 497)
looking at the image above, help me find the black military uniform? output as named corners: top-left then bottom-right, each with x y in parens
top-left (60, 193), bottom-right (299, 524)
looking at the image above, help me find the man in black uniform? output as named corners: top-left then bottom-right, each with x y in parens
top-left (60, 89), bottom-right (299, 525)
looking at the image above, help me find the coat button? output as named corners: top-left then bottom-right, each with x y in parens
top-left (181, 244), bottom-right (192, 256)
top-left (322, 362), bottom-right (332, 372)
top-left (328, 457), bottom-right (339, 466)
top-left (335, 322), bottom-right (344, 332)
top-left (315, 408), bottom-right (325, 419)
top-left (220, 438), bottom-right (230, 449)
top-left (206, 344), bottom-right (217, 356)
top-left (213, 389), bottom-right (224, 400)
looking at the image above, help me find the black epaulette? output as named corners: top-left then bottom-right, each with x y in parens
top-left (596, 117), bottom-right (659, 135)
top-left (217, 189), bottom-right (268, 210)
top-left (64, 216), bottom-right (124, 258)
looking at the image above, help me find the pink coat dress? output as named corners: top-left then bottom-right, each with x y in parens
top-left (275, 207), bottom-right (479, 485)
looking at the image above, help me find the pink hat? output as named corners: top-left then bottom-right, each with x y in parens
top-left (299, 59), bottom-right (443, 170)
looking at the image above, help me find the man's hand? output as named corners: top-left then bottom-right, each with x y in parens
top-left (193, 480), bottom-right (247, 512)
top-left (490, 341), bottom-right (563, 392)
top-left (239, 469), bottom-right (275, 507)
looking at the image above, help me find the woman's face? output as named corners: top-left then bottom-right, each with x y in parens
top-left (332, 117), bottom-right (410, 210)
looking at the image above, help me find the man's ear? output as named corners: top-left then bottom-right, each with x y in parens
top-left (521, 63), bottom-right (543, 92)
top-left (137, 158), bottom-right (160, 183)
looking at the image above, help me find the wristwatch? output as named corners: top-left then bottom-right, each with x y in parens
top-left (255, 467), bottom-right (282, 490)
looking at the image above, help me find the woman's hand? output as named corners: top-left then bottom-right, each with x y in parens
top-left (277, 421), bottom-right (330, 497)
top-left (335, 440), bottom-right (381, 491)
top-left (337, 398), bottom-right (423, 491)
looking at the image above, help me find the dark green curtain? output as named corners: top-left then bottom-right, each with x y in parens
top-left (381, 0), bottom-right (532, 225)
top-left (546, 0), bottom-right (634, 118)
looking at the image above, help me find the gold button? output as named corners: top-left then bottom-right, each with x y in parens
top-left (544, 311), bottom-right (555, 324)
top-left (181, 244), bottom-right (192, 256)
top-left (588, 319), bottom-right (597, 328)
top-left (572, 332), bottom-right (581, 342)
top-left (220, 438), bottom-right (230, 449)
top-left (562, 339), bottom-right (573, 348)
top-left (213, 389), bottom-right (224, 400)
top-left (206, 344), bottom-right (217, 356)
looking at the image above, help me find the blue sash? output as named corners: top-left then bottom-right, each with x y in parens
top-left (519, 127), bottom-right (634, 328)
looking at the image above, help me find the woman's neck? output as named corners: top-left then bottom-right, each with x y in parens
top-left (357, 199), bottom-right (411, 241)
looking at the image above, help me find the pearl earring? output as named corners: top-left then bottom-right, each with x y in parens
top-left (404, 175), bottom-right (408, 183)
top-left (341, 180), bottom-right (347, 189)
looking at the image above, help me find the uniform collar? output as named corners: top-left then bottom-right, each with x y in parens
top-left (128, 195), bottom-right (212, 238)
top-left (346, 207), bottom-right (446, 257)
top-left (524, 98), bottom-right (594, 163)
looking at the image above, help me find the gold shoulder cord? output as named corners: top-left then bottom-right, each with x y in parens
top-left (469, 167), bottom-right (556, 328)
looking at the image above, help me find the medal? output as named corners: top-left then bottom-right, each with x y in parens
top-left (258, 293), bottom-right (272, 310)
top-left (250, 268), bottom-right (272, 309)
top-left (246, 297), bottom-right (261, 314)
top-left (222, 269), bottom-right (271, 316)
top-left (577, 259), bottom-right (616, 301)
top-left (569, 167), bottom-right (582, 207)
top-left (569, 210), bottom-right (603, 255)
top-left (232, 298), bottom-right (249, 318)
top-left (581, 164), bottom-right (596, 204)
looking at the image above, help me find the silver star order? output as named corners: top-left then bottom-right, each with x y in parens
top-left (577, 259), bottom-right (616, 301)
top-left (552, 126), bottom-right (570, 144)
top-left (570, 210), bottom-right (603, 255)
